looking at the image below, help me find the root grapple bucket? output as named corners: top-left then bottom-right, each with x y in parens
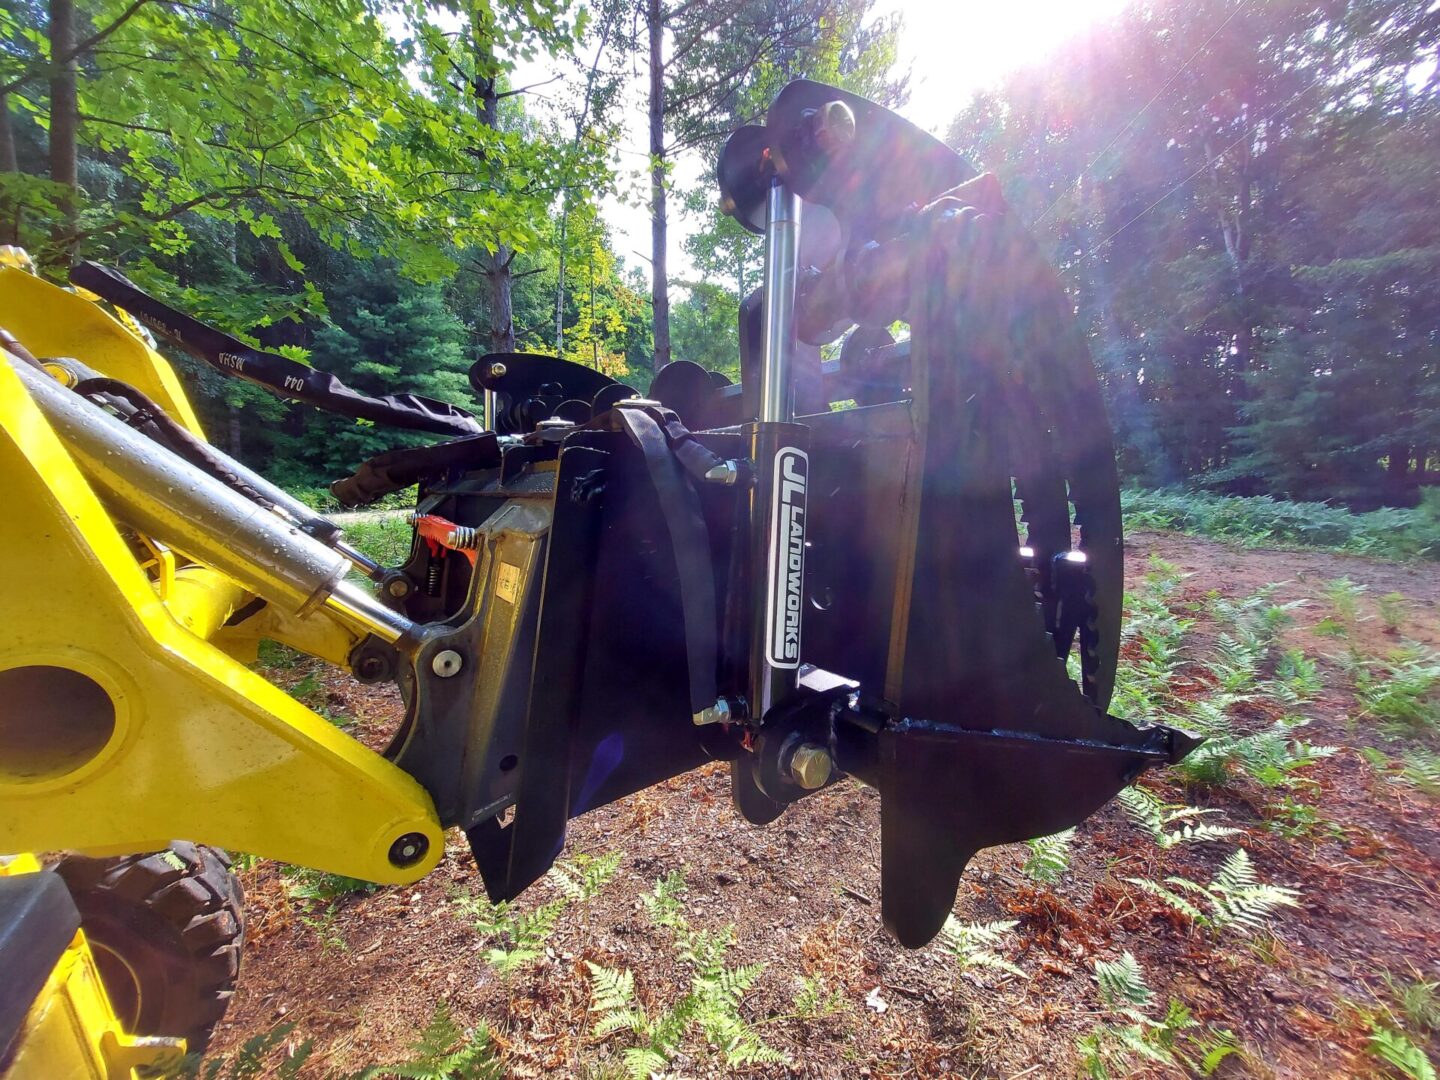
top-left (35, 81), bottom-right (1199, 948)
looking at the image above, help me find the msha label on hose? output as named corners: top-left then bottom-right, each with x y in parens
top-left (765, 447), bottom-right (808, 669)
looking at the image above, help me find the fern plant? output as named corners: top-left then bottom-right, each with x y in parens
top-left (1079, 954), bottom-right (1242, 1079)
top-left (1094, 952), bottom-right (1153, 1013)
top-left (452, 889), bottom-right (565, 978)
top-left (938, 917), bottom-right (1024, 977)
top-left (1368, 1027), bottom-right (1436, 1080)
top-left (1175, 718), bottom-right (1336, 788)
top-left (1022, 828), bottom-right (1075, 884)
top-left (1127, 848), bottom-right (1299, 936)
top-left (181, 1023), bottom-right (312, 1079)
top-left (452, 852), bottom-right (618, 978)
top-left (548, 850), bottom-right (621, 901)
top-left (587, 873), bottom-right (788, 1078)
top-left (1270, 648), bottom-right (1324, 705)
top-left (1116, 786), bottom-right (1241, 848)
top-left (347, 1003), bottom-right (503, 1080)
top-left (1356, 646), bottom-right (1440, 737)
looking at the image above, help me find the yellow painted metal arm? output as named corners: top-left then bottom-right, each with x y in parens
top-left (0, 359), bottom-right (441, 883)
top-left (0, 267), bottom-right (204, 436)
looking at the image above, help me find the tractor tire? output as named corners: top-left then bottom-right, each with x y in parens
top-left (54, 842), bottom-right (244, 1053)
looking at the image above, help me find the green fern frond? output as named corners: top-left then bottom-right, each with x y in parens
top-left (1023, 828), bottom-right (1075, 883)
top-left (1368, 1026), bottom-right (1437, 1080)
top-left (587, 962), bottom-right (637, 1014)
top-left (1401, 750), bottom-right (1440, 795)
top-left (621, 1047), bottom-right (669, 1080)
top-left (1094, 952), bottom-right (1154, 1010)
top-left (1131, 849), bottom-right (1298, 935)
top-left (1127, 876), bottom-right (1206, 922)
top-left (1117, 786), bottom-right (1241, 848)
top-left (939, 916), bottom-right (1024, 977)
top-left (549, 851), bottom-right (622, 901)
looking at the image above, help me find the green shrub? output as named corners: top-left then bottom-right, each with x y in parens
top-left (1122, 489), bottom-right (1440, 560)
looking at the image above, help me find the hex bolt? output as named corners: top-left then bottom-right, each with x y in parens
top-left (789, 744), bottom-right (833, 790)
top-left (616, 397), bottom-right (663, 409)
top-left (704, 460), bottom-right (741, 486)
top-left (692, 697), bottom-right (733, 726)
top-left (386, 577), bottom-right (412, 598)
top-left (431, 649), bottom-right (464, 678)
top-left (488, 362), bottom-right (508, 379)
top-left (536, 418), bottom-right (575, 430)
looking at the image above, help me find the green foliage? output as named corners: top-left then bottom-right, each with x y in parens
top-left (791, 975), bottom-right (847, 1020)
top-left (1121, 491), bottom-right (1440, 560)
top-left (1380, 593), bottom-right (1409, 633)
top-left (1127, 848), bottom-right (1300, 936)
top-left (1078, 956), bottom-right (1226, 1079)
top-left (549, 851), bottom-right (622, 902)
top-left (281, 866), bottom-right (379, 903)
top-left (1323, 578), bottom-right (1369, 626)
top-left (451, 852), bottom-right (617, 979)
top-left (1369, 1028), bottom-right (1437, 1080)
top-left (452, 889), bottom-right (566, 979)
top-left (1079, 954), bottom-right (1246, 1079)
top-left (937, 917), bottom-right (1024, 978)
top-left (1116, 786), bottom-right (1241, 849)
top-left (1175, 714), bottom-right (1337, 790)
top-left (280, 866), bottom-right (377, 953)
top-left (342, 514), bottom-right (416, 568)
top-left (1272, 649), bottom-right (1325, 705)
top-left (1093, 952), bottom-right (1154, 1012)
top-left (181, 1023), bottom-right (311, 1079)
top-left (1383, 972), bottom-right (1440, 1038)
top-left (348, 1003), bottom-right (503, 1080)
top-left (1021, 828), bottom-right (1075, 884)
top-left (1355, 646), bottom-right (1440, 737)
top-left (586, 872), bottom-right (787, 1077)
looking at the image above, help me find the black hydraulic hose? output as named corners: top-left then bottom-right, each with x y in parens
top-left (70, 261), bottom-right (482, 438)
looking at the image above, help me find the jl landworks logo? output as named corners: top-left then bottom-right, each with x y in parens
top-left (765, 447), bottom-right (808, 668)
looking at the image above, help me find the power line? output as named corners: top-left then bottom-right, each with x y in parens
top-left (1034, 0), bottom-right (1254, 225)
top-left (1080, 69), bottom-right (1327, 262)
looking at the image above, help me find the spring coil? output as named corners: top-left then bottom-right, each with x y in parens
top-left (446, 525), bottom-right (479, 550)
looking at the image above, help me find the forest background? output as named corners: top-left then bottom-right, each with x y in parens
top-left (1, 0), bottom-right (1436, 507)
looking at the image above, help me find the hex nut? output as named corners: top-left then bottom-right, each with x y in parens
top-left (789, 744), bottom-right (833, 790)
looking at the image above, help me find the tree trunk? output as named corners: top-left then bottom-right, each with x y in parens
top-left (0, 91), bottom-right (18, 244)
top-left (472, 31), bottom-right (514, 355)
top-left (48, 0), bottom-right (78, 262)
top-left (554, 193), bottom-right (568, 354)
top-left (647, 0), bottom-right (669, 371)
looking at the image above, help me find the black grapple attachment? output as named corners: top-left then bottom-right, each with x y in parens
top-left (330, 81), bottom-right (1200, 947)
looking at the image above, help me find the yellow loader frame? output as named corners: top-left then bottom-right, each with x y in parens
top-left (0, 261), bottom-right (443, 1075)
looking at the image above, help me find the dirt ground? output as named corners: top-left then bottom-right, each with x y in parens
top-left (206, 531), bottom-right (1440, 1078)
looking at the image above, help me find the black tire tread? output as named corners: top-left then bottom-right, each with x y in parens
top-left (55, 843), bottom-right (244, 1052)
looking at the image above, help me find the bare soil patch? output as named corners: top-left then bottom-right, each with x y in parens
top-left (209, 531), bottom-right (1440, 1078)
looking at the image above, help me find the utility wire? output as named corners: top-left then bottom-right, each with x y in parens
top-left (1034, 0), bottom-right (1254, 225)
top-left (1080, 69), bottom-right (1327, 262)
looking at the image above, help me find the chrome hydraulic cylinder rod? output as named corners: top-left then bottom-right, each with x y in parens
top-left (39, 355), bottom-right (382, 580)
top-left (745, 180), bottom-right (808, 722)
top-left (10, 357), bottom-right (417, 646)
top-left (758, 181), bottom-right (802, 423)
